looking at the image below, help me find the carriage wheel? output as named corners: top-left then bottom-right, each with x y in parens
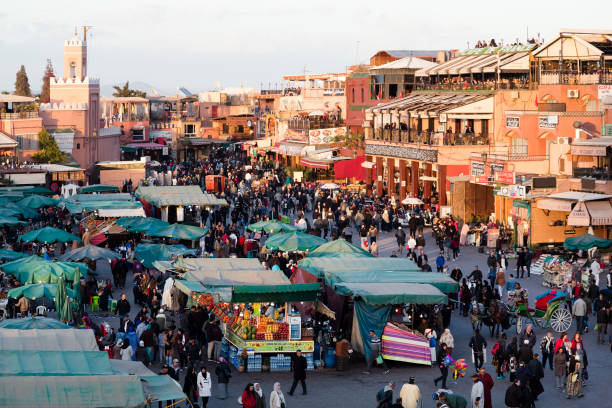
top-left (550, 307), bottom-right (572, 333)
top-left (515, 316), bottom-right (524, 334)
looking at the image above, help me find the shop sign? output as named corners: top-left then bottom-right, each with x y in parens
top-left (473, 176), bottom-right (489, 184)
top-left (512, 200), bottom-right (530, 209)
top-left (162, 147), bottom-right (169, 156)
top-left (571, 145), bottom-right (607, 156)
top-left (506, 116), bottom-right (520, 128)
top-left (598, 85), bottom-right (612, 100)
top-left (538, 116), bottom-right (558, 129)
top-left (494, 170), bottom-right (515, 184)
top-left (471, 161), bottom-right (485, 176)
top-left (309, 127), bottom-right (346, 145)
top-left (567, 201), bottom-right (590, 227)
top-left (499, 184), bottom-right (526, 198)
top-left (225, 330), bottom-right (314, 353)
top-left (490, 163), bottom-right (504, 173)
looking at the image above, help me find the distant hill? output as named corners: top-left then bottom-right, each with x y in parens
top-left (100, 81), bottom-right (172, 98)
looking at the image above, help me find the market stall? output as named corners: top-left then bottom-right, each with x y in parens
top-left (539, 255), bottom-right (573, 288)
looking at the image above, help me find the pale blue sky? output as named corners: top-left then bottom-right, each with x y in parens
top-left (1, 0), bottom-right (610, 95)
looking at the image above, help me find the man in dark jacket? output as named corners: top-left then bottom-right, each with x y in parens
top-left (289, 349), bottom-right (307, 396)
top-left (519, 325), bottom-right (536, 349)
top-left (215, 357), bottom-right (231, 399)
top-left (504, 379), bottom-right (523, 408)
top-left (467, 266), bottom-right (483, 282)
top-left (469, 329), bottom-right (487, 370)
top-left (116, 294), bottom-right (131, 319)
top-left (516, 248), bottom-right (526, 278)
top-left (376, 382), bottom-right (395, 408)
top-left (524, 249), bottom-right (533, 277)
top-left (527, 354), bottom-right (544, 399)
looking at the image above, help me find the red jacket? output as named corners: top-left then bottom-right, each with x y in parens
top-left (241, 390), bottom-right (256, 408)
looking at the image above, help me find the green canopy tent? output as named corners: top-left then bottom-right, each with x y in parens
top-left (264, 231), bottom-right (327, 252)
top-left (0, 328), bottom-right (98, 351)
top-left (0, 207), bottom-right (22, 218)
top-left (564, 233), bottom-right (612, 251)
top-left (0, 350), bottom-right (112, 376)
top-left (0, 375), bottom-right (146, 407)
top-left (0, 194), bottom-right (24, 204)
top-left (17, 194), bottom-right (60, 209)
top-left (134, 244), bottom-right (196, 268)
top-left (2, 202), bottom-right (37, 219)
top-left (147, 223), bottom-right (210, 240)
top-left (59, 245), bottom-right (122, 262)
top-left (79, 184), bottom-right (120, 194)
top-left (2, 256), bottom-right (88, 282)
top-left (8, 283), bottom-right (77, 300)
top-left (307, 239), bottom-right (373, 258)
top-left (72, 267), bottom-right (82, 305)
top-left (56, 276), bottom-right (73, 322)
top-left (117, 217), bottom-right (169, 233)
top-left (333, 282), bottom-right (448, 305)
top-left (0, 216), bottom-right (27, 227)
top-left (0, 249), bottom-right (28, 261)
top-left (231, 283), bottom-right (321, 303)
top-left (18, 226), bottom-right (81, 244)
top-left (247, 220), bottom-right (298, 233)
top-left (322, 270), bottom-right (459, 293)
top-left (0, 317), bottom-right (70, 330)
top-left (298, 257), bottom-right (422, 276)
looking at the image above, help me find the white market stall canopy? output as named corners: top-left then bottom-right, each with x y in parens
top-left (135, 185), bottom-right (228, 207)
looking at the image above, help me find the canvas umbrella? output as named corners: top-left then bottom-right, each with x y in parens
top-left (0, 216), bottom-right (27, 227)
top-left (0, 316), bottom-right (70, 329)
top-left (72, 267), bottom-right (82, 305)
top-left (0, 208), bottom-right (21, 218)
top-left (117, 217), bottom-right (169, 233)
top-left (247, 220), bottom-right (298, 233)
top-left (8, 283), bottom-right (76, 300)
top-left (264, 231), bottom-right (327, 252)
top-left (0, 248), bottom-right (28, 261)
top-left (134, 243), bottom-right (197, 268)
top-left (55, 277), bottom-right (73, 322)
top-left (18, 226), bottom-right (81, 244)
top-left (22, 186), bottom-right (54, 196)
top-left (147, 223), bottom-right (210, 240)
top-left (59, 244), bottom-right (122, 262)
top-left (79, 184), bottom-right (120, 194)
top-left (401, 197), bottom-right (424, 205)
top-left (7, 262), bottom-right (87, 285)
top-left (17, 194), bottom-right (59, 209)
top-left (564, 233), bottom-right (612, 251)
top-left (307, 239), bottom-right (374, 258)
top-left (1, 256), bottom-right (88, 276)
top-left (3, 203), bottom-right (37, 219)
top-left (320, 183), bottom-right (340, 190)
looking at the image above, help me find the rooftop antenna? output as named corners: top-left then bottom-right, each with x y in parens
top-left (82, 26), bottom-right (94, 42)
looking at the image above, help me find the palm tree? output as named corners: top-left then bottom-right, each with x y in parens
top-left (112, 81), bottom-right (146, 98)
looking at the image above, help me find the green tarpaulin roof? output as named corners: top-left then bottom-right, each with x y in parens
top-left (0, 375), bottom-right (146, 407)
top-left (564, 233), bottom-right (612, 250)
top-left (174, 258), bottom-right (266, 274)
top-left (68, 193), bottom-right (133, 202)
top-left (231, 283), bottom-right (320, 303)
top-left (60, 199), bottom-right (143, 214)
top-left (0, 350), bottom-right (114, 376)
top-left (18, 226), bottom-right (81, 244)
top-left (177, 258), bottom-right (290, 287)
top-left (17, 194), bottom-right (60, 209)
top-left (147, 223), bottom-right (209, 240)
top-left (298, 257), bottom-right (422, 276)
top-left (322, 270), bottom-right (459, 293)
top-left (174, 279), bottom-right (207, 294)
top-left (79, 184), bottom-right (120, 194)
top-left (8, 283), bottom-right (77, 300)
top-left (0, 317), bottom-right (70, 330)
top-left (141, 375), bottom-right (187, 402)
top-left (307, 239), bottom-right (374, 258)
top-left (247, 220), bottom-right (298, 233)
top-left (264, 231), bottom-right (327, 252)
top-left (333, 282), bottom-right (448, 305)
top-left (116, 217), bottom-right (168, 233)
top-left (59, 245), bottom-right (122, 262)
top-left (0, 249), bottom-right (27, 261)
top-left (135, 185), bottom-right (228, 207)
top-left (0, 328), bottom-right (98, 351)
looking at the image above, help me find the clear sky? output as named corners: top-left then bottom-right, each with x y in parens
top-left (1, 0), bottom-right (610, 95)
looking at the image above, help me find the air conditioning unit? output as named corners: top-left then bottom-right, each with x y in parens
top-left (567, 89), bottom-right (579, 98)
top-left (557, 137), bottom-right (570, 144)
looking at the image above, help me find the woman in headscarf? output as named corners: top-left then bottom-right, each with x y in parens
top-left (439, 328), bottom-right (455, 355)
top-left (269, 382), bottom-right (286, 408)
top-left (120, 338), bottom-right (133, 361)
top-left (254, 383), bottom-right (265, 408)
top-left (241, 383), bottom-right (256, 408)
top-left (182, 366), bottom-right (197, 404)
top-left (196, 366), bottom-right (212, 407)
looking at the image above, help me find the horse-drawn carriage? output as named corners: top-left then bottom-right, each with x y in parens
top-left (504, 289), bottom-right (572, 334)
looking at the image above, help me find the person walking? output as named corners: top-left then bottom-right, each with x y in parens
top-left (241, 383), bottom-right (257, 408)
top-left (183, 366), bottom-right (198, 405)
top-left (434, 343), bottom-right (450, 389)
top-left (436, 252), bottom-right (445, 273)
top-left (495, 268), bottom-right (506, 299)
top-left (540, 332), bottom-right (555, 370)
top-left (363, 330), bottom-right (390, 374)
top-left (440, 329), bottom-right (454, 355)
top-left (572, 294), bottom-right (587, 335)
top-left (553, 347), bottom-right (567, 390)
top-left (596, 303), bottom-right (608, 344)
top-left (504, 379), bottom-right (523, 408)
top-left (215, 356), bottom-right (231, 400)
top-left (469, 329), bottom-right (487, 371)
top-left (477, 368), bottom-right (494, 408)
top-left (253, 383), bottom-right (265, 408)
top-left (376, 382), bottom-right (395, 408)
top-left (197, 366), bottom-right (212, 408)
top-left (269, 383), bottom-right (286, 408)
top-left (288, 349), bottom-right (307, 395)
top-left (399, 377), bottom-right (420, 408)
top-left (516, 248), bottom-right (526, 279)
top-left (470, 374), bottom-right (484, 408)
top-left (396, 227), bottom-right (406, 255)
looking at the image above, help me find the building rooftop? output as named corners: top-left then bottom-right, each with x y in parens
top-left (371, 57), bottom-right (439, 71)
top-left (0, 94), bottom-right (36, 103)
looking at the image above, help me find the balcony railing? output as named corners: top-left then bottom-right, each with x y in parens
top-left (106, 113), bottom-right (149, 122)
top-left (0, 111), bottom-right (39, 120)
top-left (414, 79), bottom-right (530, 91)
top-left (573, 167), bottom-right (612, 180)
top-left (540, 71), bottom-right (612, 85)
top-left (288, 119), bottom-right (344, 130)
top-left (373, 129), bottom-right (490, 146)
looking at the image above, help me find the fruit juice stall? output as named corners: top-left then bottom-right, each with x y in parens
top-left (192, 283), bottom-right (321, 372)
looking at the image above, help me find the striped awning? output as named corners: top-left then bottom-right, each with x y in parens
top-left (300, 158), bottom-right (331, 169)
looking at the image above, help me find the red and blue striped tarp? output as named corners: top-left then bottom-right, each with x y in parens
top-left (382, 322), bottom-right (431, 366)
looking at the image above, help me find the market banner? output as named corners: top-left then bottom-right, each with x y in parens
top-left (308, 127), bottom-right (346, 145)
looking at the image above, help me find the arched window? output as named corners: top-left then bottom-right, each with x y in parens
top-left (352, 88), bottom-right (355, 104)
top-left (361, 88), bottom-right (364, 102)
top-left (70, 62), bottom-right (76, 78)
top-left (76, 143), bottom-right (80, 150)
